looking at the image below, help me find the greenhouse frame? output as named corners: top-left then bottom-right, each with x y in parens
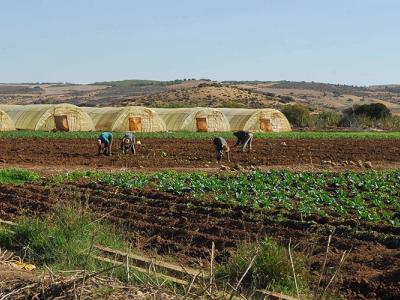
top-left (0, 104), bottom-right (94, 131)
top-left (218, 108), bottom-right (291, 132)
top-left (81, 106), bottom-right (166, 132)
top-left (0, 108), bottom-right (15, 131)
top-left (153, 107), bottom-right (231, 132)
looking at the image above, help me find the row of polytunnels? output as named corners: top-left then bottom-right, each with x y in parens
top-left (0, 104), bottom-right (291, 132)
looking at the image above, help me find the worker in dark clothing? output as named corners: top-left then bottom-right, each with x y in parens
top-left (213, 137), bottom-right (230, 163)
top-left (233, 131), bottom-right (253, 152)
top-left (97, 132), bottom-right (113, 156)
top-left (120, 132), bottom-right (136, 155)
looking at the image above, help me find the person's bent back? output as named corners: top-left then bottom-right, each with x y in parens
top-left (233, 131), bottom-right (253, 152)
top-left (120, 132), bottom-right (136, 155)
top-left (213, 137), bottom-right (230, 163)
top-left (97, 132), bottom-right (113, 156)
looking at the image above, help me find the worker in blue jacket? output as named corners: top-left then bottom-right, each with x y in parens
top-left (97, 132), bottom-right (113, 156)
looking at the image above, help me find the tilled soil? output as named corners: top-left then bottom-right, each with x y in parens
top-left (0, 183), bottom-right (399, 299)
top-left (0, 138), bottom-right (399, 171)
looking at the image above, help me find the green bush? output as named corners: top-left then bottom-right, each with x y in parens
top-left (379, 115), bottom-right (400, 130)
top-left (340, 114), bottom-right (400, 130)
top-left (282, 104), bottom-right (313, 128)
top-left (314, 111), bottom-right (341, 128)
top-left (216, 239), bottom-right (308, 295)
top-left (354, 103), bottom-right (391, 119)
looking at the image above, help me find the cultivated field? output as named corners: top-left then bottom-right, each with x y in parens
top-left (0, 131), bottom-right (399, 299)
top-left (1, 131), bottom-right (400, 173)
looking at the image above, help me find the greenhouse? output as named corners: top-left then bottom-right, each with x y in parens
top-left (0, 104), bottom-right (94, 131)
top-left (153, 107), bottom-right (231, 132)
top-left (0, 109), bottom-right (15, 131)
top-left (82, 106), bottom-right (166, 132)
top-left (218, 108), bottom-right (291, 132)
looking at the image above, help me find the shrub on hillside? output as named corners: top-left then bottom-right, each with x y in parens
top-left (279, 95), bottom-right (295, 103)
top-left (343, 103), bottom-right (391, 120)
top-left (218, 101), bottom-right (246, 108)
top-left (354, 103), bottom-right (391, 119)
top-left (341, 103), bottom-right (394, 129)
top-left (314, 111), bottom-right (341, 128)
top-left (282, 104), bottom-right (313, 128)
top-left (341, 114), bottom-right (400, 130)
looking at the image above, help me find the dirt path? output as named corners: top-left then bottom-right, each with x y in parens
top-left (1, 138), bottom-right (399, 172)
top-left (1, 182), bottom-right (399, 299)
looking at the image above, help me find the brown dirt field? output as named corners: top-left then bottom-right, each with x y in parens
top-left (0, 183), bottom-right (399, 299)
top-left (1, 138), bottom-right (400, 173)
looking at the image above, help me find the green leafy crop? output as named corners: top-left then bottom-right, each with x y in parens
top-left (53, 169), bottom-right (400, 226)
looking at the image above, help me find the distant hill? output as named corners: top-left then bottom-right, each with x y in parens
top-left (114, 83), bottom-right (277, 108)
top-left (90, 79), bottom-right (208, 87)
top-left (0, 80), bottom-right (399, 114)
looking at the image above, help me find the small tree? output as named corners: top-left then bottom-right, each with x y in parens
top-left (282, 104), bottom-right (312, 128)
top-left (354, 103), bottom-right (391, 119)
top-left (341, 103), bottom-right (392, 128)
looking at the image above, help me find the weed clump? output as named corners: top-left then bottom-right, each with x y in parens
top-left (0, 206), bottom-right (125, 271)
top-left (216, 238), bottom-right (308, 296)
top-left (0, 169), bottom-right (40, 184)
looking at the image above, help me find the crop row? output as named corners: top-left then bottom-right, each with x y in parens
top-left (53, 170), bottom-right (400, 226)
top-left (1, 130), bottom-right (400, 139)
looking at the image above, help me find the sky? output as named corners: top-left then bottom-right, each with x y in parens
top-left (0, 0), bottom-right (399, 85)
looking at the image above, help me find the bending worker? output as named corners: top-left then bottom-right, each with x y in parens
top-left (213, 136), bottom-right (230, 163)
top-left (120, 132), bottom-right (136, 155)
top-left (233, 130), bottom-right (253, 152)
top-left (97, 132), bottom-right (113, 156)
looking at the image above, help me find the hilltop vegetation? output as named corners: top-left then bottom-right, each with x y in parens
top-left (271, 80), bottom-right (369, 95)
top-left (0, 79), bottom-right (399, 115)
top-left (90, 79), bottom-right (202, 87)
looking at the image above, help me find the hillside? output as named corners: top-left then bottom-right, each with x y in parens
top-left (231, 81), bottom-right (400, 115)
top-left (115, 83), bottom-right (277, 108)
top-left (0, 80), bottom-right (399, 114)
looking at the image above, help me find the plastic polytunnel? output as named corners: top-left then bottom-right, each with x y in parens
top-left (81, 106), bottom-right (166, 132)
top-left (218, 108), bottom-right (291, 132)
top-left (153, 107), bottom-right (231, 132)
top-left (0, 109), bottom-right (15, 131)
top-left (0, 104), bottom-right (95, 131)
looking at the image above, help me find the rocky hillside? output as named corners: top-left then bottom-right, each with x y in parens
top-left (1, 80), bottom-right (399, 114)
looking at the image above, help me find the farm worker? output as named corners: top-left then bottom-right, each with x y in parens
top-left (97, 132), bottom-right (113, 156)
top-left (120, 132), bottom-right (136, 155)
top-left (233, 131), bottom-right (253, 152)
top-left (213, 137), bottom-right (230, 163)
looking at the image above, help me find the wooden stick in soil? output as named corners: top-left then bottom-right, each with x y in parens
top-left (126, 253), bottom-right (130, 282)
top-left (209, 241), bottom-right (215, 296)
top-left (314, 234), bottom-right (332, 298)
top-left (125, 242), bottom-right (132, 282)
top-left (184, 272), bottom-right (200, 299)
top-left (79, 228), bottom-right (97, 300)
top-left (288, 239), bottom-right (301, 300)
top-left (228, 254), bottom-right (257, 300)
top-left (320, 249), bottom-right (350, 299)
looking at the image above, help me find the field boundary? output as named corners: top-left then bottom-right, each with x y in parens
top-left (1, 130), bottom-right (400, 140)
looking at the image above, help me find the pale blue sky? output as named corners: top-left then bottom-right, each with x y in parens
top-left (0, 0), bottom-right (399, 85)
